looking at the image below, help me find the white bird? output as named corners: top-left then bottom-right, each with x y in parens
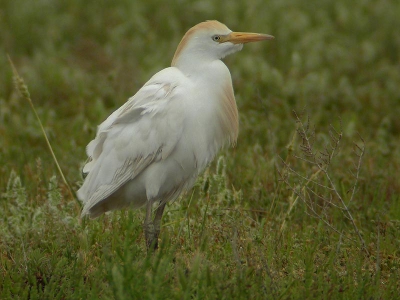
top-left (78, 20), bottom-right (273, 250)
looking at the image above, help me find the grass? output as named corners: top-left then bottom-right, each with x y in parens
top-left (1, 0), bottom-right (400, 298)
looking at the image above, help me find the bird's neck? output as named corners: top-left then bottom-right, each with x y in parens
top-left (171, 47), bottom-right (221, 74)
top-left (172, 57), bottom-right (223, 78)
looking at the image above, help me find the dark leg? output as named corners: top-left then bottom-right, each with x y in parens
top-left (144, 199), bottom-right (156, 251)
top-left (153, 201), bottom-right (167, 249)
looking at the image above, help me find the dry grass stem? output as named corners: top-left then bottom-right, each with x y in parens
top-left (278, 111), bottom-right (369, 255)
top-left (7, 55), bottom-right (80, 211)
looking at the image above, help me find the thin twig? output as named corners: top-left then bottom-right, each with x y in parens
top-left (348, 137), bottom-right (365, 205)
top-left (279, 156), bottom-right (333, 190)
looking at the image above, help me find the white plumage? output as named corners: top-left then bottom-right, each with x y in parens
top-left (78, 20), bottom-right (273, 249)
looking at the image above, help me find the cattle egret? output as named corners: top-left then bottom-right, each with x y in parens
top-left (78, 20), bottom-right (274, 250)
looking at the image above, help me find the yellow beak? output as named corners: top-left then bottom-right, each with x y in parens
top-left (222, 32), bottom-right (275, 44)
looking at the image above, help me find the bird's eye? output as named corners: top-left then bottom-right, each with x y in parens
top-left (212, 35), bottom-right (221, 42)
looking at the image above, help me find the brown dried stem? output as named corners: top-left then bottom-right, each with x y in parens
top-left (278, 111), bottom-right (369, 255)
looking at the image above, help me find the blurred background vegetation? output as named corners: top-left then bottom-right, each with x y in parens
top-left (1, 0), bottom-right (399, 298)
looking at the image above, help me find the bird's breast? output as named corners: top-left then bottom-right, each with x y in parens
top-left (175, 62), bottom-right (238, 169)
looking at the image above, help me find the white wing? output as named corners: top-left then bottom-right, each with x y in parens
top-left (77, 67), bottom-right (189, 215)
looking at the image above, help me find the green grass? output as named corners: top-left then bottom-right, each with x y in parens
top-left (1, 0), bottom-right (400, 298)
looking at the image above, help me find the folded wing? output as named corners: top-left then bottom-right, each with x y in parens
top-left (78, 68), bottom-right (188, 216)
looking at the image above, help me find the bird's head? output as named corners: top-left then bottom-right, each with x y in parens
top-left (171, 20), bottom-right (274, 70)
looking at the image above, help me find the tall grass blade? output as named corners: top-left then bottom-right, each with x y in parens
top-left (7, 55), bottom-right (81, 210)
